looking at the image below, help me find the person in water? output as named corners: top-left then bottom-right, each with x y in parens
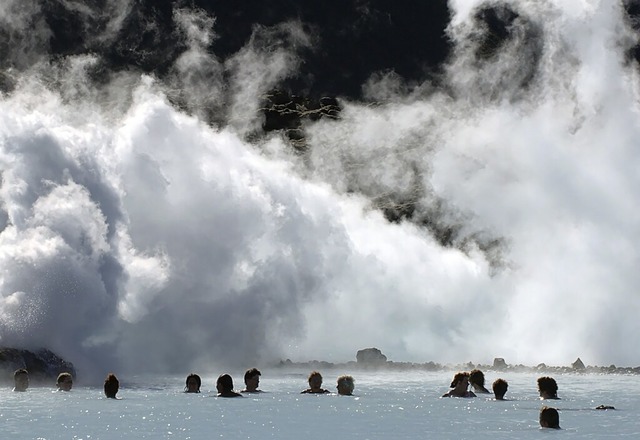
top-left (492, 378), bottom-right (508, 400)
top-left (539, 406), bottom-right (561, 429)
top-left (469, 369), bottom-right (491, 394)
top-left (57, 372), bottom-right (73, 392)
top-left (301, 371), bottom-right (330, 394)
top-left (442, 372), bottom-right (476, 398)
top-left (216, 374), bottom-right (242, 397)
top-left (185, 373), bottom-right (201, 393)
top-left (241, 368), bottom-right (262, 393)
top-left (104, 373), bottom-right (119, 399)
top-left (537, 376), bottom-right (559, 399)
top-left (13, 369), bottom-right (29, 392)
top-left (336, 375), bottom-right (355, 396)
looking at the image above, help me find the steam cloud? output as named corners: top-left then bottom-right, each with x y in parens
top-left (1, 0), bottom-right (639, 380)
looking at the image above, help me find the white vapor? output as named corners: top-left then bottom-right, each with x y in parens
top-left (1, 0), bottom-right (640, 381)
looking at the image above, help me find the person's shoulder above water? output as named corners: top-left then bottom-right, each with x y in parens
top-left (442, 390), bottom-right (476, 398)
top-left (301, 388), bottom-right (330, 394)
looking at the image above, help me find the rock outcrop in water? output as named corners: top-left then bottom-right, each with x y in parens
top-left (0, 348), bottom-right (76, 385)
top-left (356, 347), bottom-right (388, 365)
top-left (275, 350), bottom-right (640, 375)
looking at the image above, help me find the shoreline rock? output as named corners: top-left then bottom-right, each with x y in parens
top-left (0, 347), bottom-right (76, 385)
top-left (273, 348), bottom-right (640, 375)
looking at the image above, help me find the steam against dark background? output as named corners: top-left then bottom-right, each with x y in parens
top-left (1, 0), bottom-right (640, 379)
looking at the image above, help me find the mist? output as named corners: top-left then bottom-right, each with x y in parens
top-left (1, 0), bottom-right (639, 379)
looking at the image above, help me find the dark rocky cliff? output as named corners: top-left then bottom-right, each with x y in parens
top-left (0, 347), bottom-right (76, 385)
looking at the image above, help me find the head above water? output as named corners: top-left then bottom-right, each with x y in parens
top-left (104, 373), bottom-right (119, 398)
top-left (336, 375), bottom-right (355, 395)
top-left (217, 374), bottom-right (234, 393)
top-left (185, 373), bottom-right (202, 393)
top-left (450, 372), bottom-right (470, 388)
top-left (57, 372), bottom-right (73, 391)
top-left (537, 376), bottom-right (558, 399)
top-left (539, 406), bottom-right (560, 429)
top-left (492, 378), bottom-right (508, 400)
top-left (469, 369), bottom-right (485, 387)
top-left (13, 369), bottom-right (29, 392)
top-left (243, 368), bottom-right (261, 391)
top-left (308, 371), bottom-right (323, 389)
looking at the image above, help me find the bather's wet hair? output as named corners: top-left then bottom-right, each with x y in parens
top-left (539, 406), bottom-right (560, 429)
top-left (492, 378), bottom-right (508, 399)
top-left (469, 369), bottom-right (486, 387)
top-left (244, 368), bottom-right (261, 384)
top-left (57, 372), bottom-right (73, 385)
top-left (537, 376), bottom-right (558, 398)
top-left (450, 372), bottom-right (469, 388)
top-left (217, 374), bottom-right (234, 392)
top-left (337, 375), bottom-right (355, 394)
top-left (104, 373), bottom-right (119, 398)
top-left (185, 373), bottom-right (201, 392)
top-left (308, 371), bottom-right (323, 383)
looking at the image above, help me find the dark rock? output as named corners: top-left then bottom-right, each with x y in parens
top-left (493, 357), bottom-right (507, 369)
top-left (572, 357), bottom-right (585, 370)
top-left (0, 348), bottom-right (76, 385)
top-left (356, 347), bottom-right (387, 365)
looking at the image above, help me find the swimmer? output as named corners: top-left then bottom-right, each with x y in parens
top-left (13, 369), bottom-right (29, 392)
top-left (56, 372), bottom-right (73, 392)
top-left (336, 375), bottom-right (355, 396)
top-left (241, 368), bottom-right (262, 393)
top-left (185, 373), bottom-right (201, 393)
top-left (492, 378), bottom-right (508, 400)
top-left (216, 374), bottom-right (242, 397)
top-left (539, 406), bottom-right (560, 429)
top-left (104, 373), bottom-right (119, 399)
top-left (301, 371), bottom-right (330, 394)
top-left (469, 369), bottom-right (491, 394)
top-left (442, 372), bottom-right (476, 398)
top-left (537, 376), bottom-right (559, 399)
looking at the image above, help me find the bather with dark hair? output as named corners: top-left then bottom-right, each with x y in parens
top-left (13, 369), bottom-right (29, 392)
top-left (442, 372), bottom-right (476, 398)
top-left (301, 371), bottom-right (330, 394)
top-left (492, 378), bottom-right (508, 400)
top-left (56, 372), bottom-right (73, 392)
top-left (336, 375), bottom-right (355, 396)
top-left (216, 374), bottom-right (242, 397)
top-left (185, 373), bottom-right (202, 393)
top-left (241, 368), bottom-right (262, 393)
top-left (539, 406), bottom-right (560, 429)
top-left (537, 376), bottom-right (559, 399)
top-left (104, 373), bottom-right (120, 399)
top-left (469, 369), bottom-right (490, 394)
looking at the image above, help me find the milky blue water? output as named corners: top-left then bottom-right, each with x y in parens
top-left (1, 371), bottom-right (636, 439)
